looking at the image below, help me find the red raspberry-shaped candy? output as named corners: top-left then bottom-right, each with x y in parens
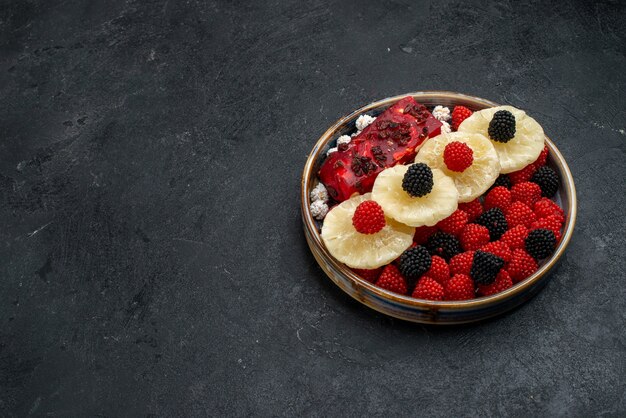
top-left (458, 199), bottom-right (483, 222)
top-left (507, 249), bottom-right (538, 283)
top-left (484, 186), bottom-right (512, 211)
top-left (500, 225), bottom-right (529, 250)
top-left (505, 201), bottom-right (537, 228)
top-left (511, 182), bottom-right (542, 207)
top-left (460, 224), bottom-right (490, 251)
top-left (449, 251), bottom-right (475, 276)
top-left (480, 241), bottom-right (512, 263)
top-left (423, 255), bottom-right (450, 286)
top-left (413, 225), bottom-right (438, 245)
top-left (352, 201), bottom-right (386, 234)
top-left (531, 215), bottom-right (563, 241)
top-left (445, 274), bottom-right (475, 300)
top-left (375, 265), bottom-right (408, 294)
top-left (477, 269), bottom-right (513, 296)
top-left (443, 141), bottom-right (474, 172)
top-left (533, 198), bottom-right (565, 222)
top-left (509, 164), bottom-right (537, 185)
top-left (451, 106), bottom-right (473, 131)
top-left (352, 268), bottom-right (383, 283)
top-left (437, 209), bottom-right (469, 236)
top-left (412, 276), bottom-right (445, 301)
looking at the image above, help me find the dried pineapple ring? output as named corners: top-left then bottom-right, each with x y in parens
top-left (372, 165), bottom-right (458, 227)
top-left (415, 132), bottom-right (500, 202)
top-left (458, 105), bottom-right (544, 174)
top-left (321, 193), bottom-right (414, 269)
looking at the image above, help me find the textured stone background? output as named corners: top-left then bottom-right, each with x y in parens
top-left (1, 1), bottom-right (624, 417)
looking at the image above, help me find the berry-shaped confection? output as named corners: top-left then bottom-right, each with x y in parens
top-left (508, 249), bottom-right (538, 283)
top-left (511, 181), bottom-right (542, 207)
top-left (488, 110), bottom-right (516, 143)
top-left (432, 105), bottom-right (451, 122)
top-left (443, 141), bottom-right (474, 172)
top-left (355, 114), bottom-right (376, 131)
top-left (426, 231), bottom-right (462, 261)
top-left (477, 269), bottom-right (513, 296)
top-left (505, 201), bottom-right (537, 229)
top-left (437, 209), bottom-right (469, 235)
top-left (412, 276), bottom-right (445, 301)
top-left (460, 224), bottom-right (490, 251)
top-left (480, 240), bottom-right (512, 263)
top-left (424, 255), bottom-right (450, 286)
top-left (533, 198), bottom-right (565, 222)
top-left (451, 106), bottom-right (473, 131)
top-left (525, 228), bottom-right (556, 260)
top-left (415, 132), bottom-right (500, 202)
top-left (413, 225), bottom-right (438, 245)
top-left (352, 200), bottom-right (386, 234)
top-left (533, 145), bottom-right (549, 168)
top-left (458, 199), bottom-right (483, 222)
top-left (531, 215), bottom-right (563, 241)
top-left (372, 164), bottom-right (458, 227)
top-left (449, 251), bottom-right (475, 276)
top-left (484, 186), bottom-right (512, 211)
top-left (399, 245), bottom-right (432, 281)
top-left (402, 163), bottom-right (434, 198)
top-left (458, 106), bottom-right (544, 173)
top-left (470, 250), bottom-right (504, 285)
top-left (310, 200), bottom-right (329, 220)
top-left (352, 268), bottom-right (383, 283)
top-left (475, 208), bottom-right (508, 240)
top-left (445, 274), bottom-right (475, 300)
top-left (375, 264), bottom-right (408, 295)
top-left (500, 225), bottom-right (529, 250)
top-left (531, 166), bottom-right (559, 197)
top-left (490, 174), bottom-right (512, 190)
top-left (509, 164), bottom-right (538, 185)
top-left (322, 193), bottom-right (415, 269)
top-left (310, 182), bottom-right (329, 203)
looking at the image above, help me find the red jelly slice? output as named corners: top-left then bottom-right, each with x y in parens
top-left (319, 97), bottom-right (442, 202)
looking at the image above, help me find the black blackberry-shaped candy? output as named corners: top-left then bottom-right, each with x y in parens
top-left (426, 231), bottom-right (462, 261)
top-left (488, 110), bottom-right (516, 143)
top-left (475, 208), bottom-right (508, 240)
top-left (399, 245), bottom-right (432, 288)
top-left (531, 166), bottom-right (559, 197)
top-left (490, 174), bottom-right (512, 191)
top-left (470, 250), bottom-right (504, 285)
top-left (525, 229), bottom-right (556, 260)
top-left (402, 163), bottom-right (433, 198)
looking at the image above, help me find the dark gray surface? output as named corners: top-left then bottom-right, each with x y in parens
top-left (1, 1), bottom-right (625, 416)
